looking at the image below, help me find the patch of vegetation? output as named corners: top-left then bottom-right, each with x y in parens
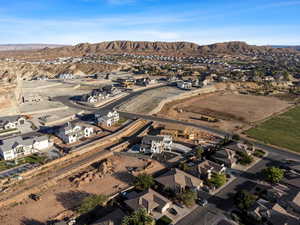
top-left (208, 173), bottom-right (227, 188)
top-left (122, 208), bottom-right (155, 225)
top-left (246, 106), bottom-right (300, 153)
top-left (134, 173), bottom-right (154, 191)
top-left (237, 152), bottom-right (254, 165)
top-left (157, 215), bottom-right (172, 225)
top-left (195, 146), bottom-right (204, 159)
top-left (261, 167), bottom-right (284, 184)
top-left (178, 189), bottom-right (197, 207)
top-left (116, 117), bottom-right (128, 126)
top-left (23, 154), bottom-right (47, 165)
top-left (0, 154), bottom-right (47, 172)
top-left (77, 194), bottom-right (108, 214)
top-left (234, 190), bottom-right (257, 210)
top-left (0, 160), bottom-right (16, 172)
top-left (178, 162), bottom-right (192, 172)
top-left (253, 149), bottom-right (265, 158)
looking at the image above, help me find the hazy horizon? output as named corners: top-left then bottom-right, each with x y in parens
top-left (1, 0), bottom-right (300, 45)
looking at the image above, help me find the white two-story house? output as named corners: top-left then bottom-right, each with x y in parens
top-left (140, 135), bottom-right (173, 154)
top-left (0, 116), bottom-right (27, 132)
top-left (56, 122), bottom-right (94, 144)
top-left (0, 135), bottom-right (51, 160)
top-left (96, 111), bottom-right (120, 127)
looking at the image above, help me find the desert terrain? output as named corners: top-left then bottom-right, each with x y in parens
top-left (0, 155), bottom-right (164, 225)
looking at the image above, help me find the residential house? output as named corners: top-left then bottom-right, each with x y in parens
top-left (102, 85), bottom-right (122, 96)
top-left (0, 135), bottom-right (51, 160)
top-left (82, 85), bottom-right (121, 104)
top-left (22, 94), bottom-right (43, 103)
top-left (197, 160), bottom-right (226, 179)
top-left (0, 116), bottom-right (26, 132)
top-left (57, 73), bottom-right (75, 79)
top-left (57, 122), bottom-right (94, 144)
top-left (125, 189), bottom-right (172, 215)
top-left (96, 111), bottom-right (120, 127)
top-left (140, 135), bottom-right (172, 154)
top-left (288, 191), bottom-right (300, 214)
top-left (226, 142), bottom-right (255, 155)
top-left (160, 124), bottom-right (197, 140)
top-left (177, 81), bottom-right (192, 90)
top-left (135, 77), bottom-right (151, 86)
top-left (249, 199), bottom-right (299, 225)
top-left (211, 148), bottom-right (236, 168)
top-left (155, 168), bottom-right (203, 193)
top-left (284, 160), bottom-right (300, 174)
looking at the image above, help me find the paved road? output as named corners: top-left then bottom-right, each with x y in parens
top-left (119, 112), bottom-right (300, 161)
top-left (52, 84), bottom-right (167, 113)
top-left (175, 154), bottom-right (278, 225)
top-left (51, 87), bottom-right (300, 225)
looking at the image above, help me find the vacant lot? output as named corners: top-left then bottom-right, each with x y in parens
top-left (118, 86), bottom-right (185, 114)
top-left (246, 105), bottom-right (300, 153)
top-left (0, 155), bottom-right (164, 225)
top-left (159, 92), bottom-right (290, 132)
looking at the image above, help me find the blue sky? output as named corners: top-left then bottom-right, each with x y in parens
top-left (0, 0), bottom-right (299, 45)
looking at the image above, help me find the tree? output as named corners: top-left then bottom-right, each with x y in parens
top-left (234, 190), bottom-right (257, 210)
top-left (134, 173), bottom-right (154, 191)
top-left (122, 208), bottom-right (155, 225)
top-left (178, 162), bottom-right (191, 172)
top-left (195, 146), bottom-right (204, 159)
top-left (77, 194), bottom-right (108, 214)
top-left (178, 189), bottom-right (197, 207)
top-left (262, 167), bottom-right (284, 184)
top-left (208, 173), bottom-right (227, 188)
top-left (238, 152), bottom-right (254, 165)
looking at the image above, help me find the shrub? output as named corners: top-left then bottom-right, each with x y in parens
top-left (178, 189), bottom-right (197, 207)
top-left (134, 173), bottom-right (154, 191)
top-left (253, 149), bottom-right (265, 158)
top-left (208, 173), bottom-right (227, 188)
top-left (238, 152), bottom-right (254, 165)
top-left (262, 167), bottom-right (284, 184)
top-left (122, 208), bottom-right (155, 225)
top-left (234, 190), bottom-right (257, 210)
top-left (77, 194), bottom-right (108, 214)
top-left (157, 215), bottom-right (172, 225)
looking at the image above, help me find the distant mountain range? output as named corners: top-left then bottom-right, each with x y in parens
top-left (0, 41), bottom-right (299, 59)
top-left (36, 41), bottom-right (300, 57)
top-left (271, 45), bottom-right (300, 51)
top-left (0, 44), bottom-right (68, 51)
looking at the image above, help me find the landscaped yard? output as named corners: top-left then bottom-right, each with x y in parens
top-left (246, 105), bottom-right (300, 153)
top-left (0, 154), bottom-right (47, 172)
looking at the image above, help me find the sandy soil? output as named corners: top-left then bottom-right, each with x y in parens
top-left (159, 92), bottom-right (290, 132)
top-left (0, 155), bottom-right (164, 225)
top-left (118, 86), bottom-right (185, 114)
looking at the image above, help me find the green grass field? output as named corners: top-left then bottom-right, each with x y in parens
top-left (246, 105), bottom-right (300, 153)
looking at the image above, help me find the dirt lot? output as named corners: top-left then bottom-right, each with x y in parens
top-left (158, 92), bottom-right (290, 132)
top-left (118, 86), bottom-right (185, 114)
top-left (0, 155), bottom-right (164, 225)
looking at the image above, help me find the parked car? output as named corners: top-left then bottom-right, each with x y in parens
top-left (168, 208), bottom-right (178, 215)
top-left (29, 193), bottom-right (40, 201)
top-left (197, 198), bottom-right (208, 206)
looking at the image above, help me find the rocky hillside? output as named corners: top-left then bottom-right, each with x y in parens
top-left (1, 41), bottom-right (298, 60)
top-left (38, 41), bottom-right (298, 57)
top-left (0, 61), bottom-right (120, 82)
